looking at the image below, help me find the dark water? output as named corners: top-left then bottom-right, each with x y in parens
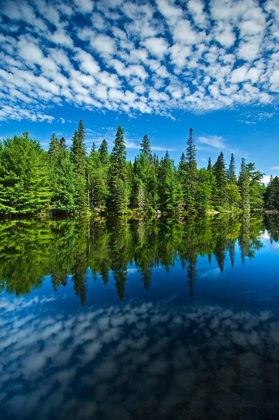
top-left (0, 214), bottom-right (279, 420)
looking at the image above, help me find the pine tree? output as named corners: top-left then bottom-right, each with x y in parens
top-left (49, 146), bottom-right (76, 214)
top-left (227, 153), bottom-right (237, 184)
top-left (60, 137), bottom-right (67, 150)
top-left (48, 133), bottom-right (61, 157)
top-left (265, 175), bottom-right (279, 210)
top-left (184, 128), bottom-right (198, 212)
top-left (140, 134), bottom-right (152, 162)
top-left (70, 120), bottom-right (88, 212)
top-left (238, 158), bottom-right (250, 212)
top-left (108, 126), bottom-right (128, 213)
top-left (88, 143), bottom-right (109, 211)
top-left (246, 162), bottom-right (264, 210)
top-left (213, 152), bottom-right (228, 209)
top-left (0, 133), bottom-right (51, 214)
top-left (99, 139), bottom-right (109, 165)
top-left (158, 151), bottom-right (182, 212)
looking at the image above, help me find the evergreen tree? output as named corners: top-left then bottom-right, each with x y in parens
top-left (70, 120), bottom-right (88, 212)
top-left (60, 137), bottom-right (67, 150)
top-left (184, 128), bottom-right (198, 212)
top-left (0, 133), bottom-right (51, 214)
top-left (213, 152), bottom-right (228, 209)
top-left (99, 139), bottom-right (109, 165)
top-left (108, 126), bottom-right (128, 212)
top-left (238, 158), bottom-right (250, 212)
top-left (48, 133), bottom-right (61, 157)
top-left (140, 134), bottom-right (152, 161)
top-left (227, 153), bottom-right (237, 184)
top-left (246, 162), bottom-right (265, 210)
top-left (265, 175), bottom-right (279, 210)
top-left (158, 151), bottom-right (183, 212)
top-left (88, 143), bottom-right (109, 211)
top-left (49, 144), bottom-right (76, 214)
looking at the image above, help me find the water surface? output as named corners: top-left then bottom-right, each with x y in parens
top-left (1, 214), bottom-right (279, 419)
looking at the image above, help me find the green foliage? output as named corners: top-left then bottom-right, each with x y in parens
top-left (227, 153), bottom-right (237, 184)
top-left (70, 121), bottom-right (88, 212)
top-left (227, 184), bottom-right (241, 210)
top-left (184, 128), bottom-right (198, 212)
top-left (0, 132), bottom-right (51, 214)
top-left (0, 125), bottom-right (269, 215)
top-left (265, 176), bottom-right (279, 211)
top-left (108, 126), bottom-right (129, 213)
top-left (213, 152), bottom-right (228, 208)
top-left (238, 158), bottom-right (250, 212)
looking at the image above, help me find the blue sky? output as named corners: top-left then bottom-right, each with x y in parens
top-left (0, 0), bottom-right (279, 181)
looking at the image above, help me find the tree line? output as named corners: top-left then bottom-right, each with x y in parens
top-left (0, 213), bottom-right (274, 304)
top-left (0, 121), bottom-right (278, 215)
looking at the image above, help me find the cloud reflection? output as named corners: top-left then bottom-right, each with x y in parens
top-left (1, 295), bottom-right (279, 419)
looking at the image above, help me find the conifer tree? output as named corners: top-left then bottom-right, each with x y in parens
top-left (48, 135), bottom-right (76, 214)
top-left (0, 133), bottom-right (51, 214)
top-left (70, 120), bottom-right (88, 212)
top-left (158, 151), bottom-right (182, 212)
top-left (184, 128), bottom-right (198, 212)
top-left (213, 152), bottom-right (228, 208)
top-left (227, 153), bottom-right (237, 184)
top-left (60, 137), bottom-right (67, 150)
top-left (265, 175), bottom-right (279, 210)
top-left (108, 126), bottom-right (128, 212)
top-left (140, 134), bottom-right (152, 162)
top-left (238, 158), bottom-right (250, 212)
top-left (88, 141), bottom-right (109, 211)
top-left (48, 133), bottom-right (61, 157)
top-left (246, 162), bottom-right (264, 209)
top-left (99, 139), bottom-right (109, 165)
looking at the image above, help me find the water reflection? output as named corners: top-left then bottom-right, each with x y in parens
top-left (1, 214), bottom-right (279, 419)
top-left (1, 296), bottom-right (279, 419)
top-left (0, 214), bottom-right (277, 304)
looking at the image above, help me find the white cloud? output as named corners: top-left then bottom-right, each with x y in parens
top-left (142, 37), bottom-right (169, 59)
top-left (262, 175), bottom-right (272, 184)
top-left (73, 0), bottom-right (93, 13)
top-left (0, 0), bottom-right (278, 119)
top-left (198, 135), bottom-right (226, 149)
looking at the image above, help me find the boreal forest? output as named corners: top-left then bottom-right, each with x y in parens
top-left (0, 121), bottom-right (278, 215)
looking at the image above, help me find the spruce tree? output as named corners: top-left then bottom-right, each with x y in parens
top-left (227, 153), bottom-right (237, 184)
top-left (60, 137), bottom-right (67, 150)
top-left (99, 139), bottom-right (109, 165)
top-left (140, 134), bottom-right (152, 162)
top-left (48, 133), bottom-right (61, 157)
top-left (70, 120), bottom-right (88, 212)
top-left (157, 151), bottom-right (182, 212)
top-left (246, 162), bottom-right (264, 210)
top-left (184, 128), bottom-right (198, 212)
top-left (0, 133), bottom-right (51, 214)
top-left (213, 152), bottom-right (228, 209)
top-left (108, 126), bottom-right (128, 213)
top-left (238, 158), bottom-right (250, 212)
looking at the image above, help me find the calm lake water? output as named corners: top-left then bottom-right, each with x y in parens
top-left (0, 214), bottom-right (279, 419)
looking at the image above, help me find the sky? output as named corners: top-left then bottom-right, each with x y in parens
top-left (0, 0), bottom-right (279, 181)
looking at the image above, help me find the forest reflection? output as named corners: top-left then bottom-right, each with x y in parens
top-left (0, 214), bottom-right (278, 304)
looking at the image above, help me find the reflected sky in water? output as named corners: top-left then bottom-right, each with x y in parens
top-left (0, 214), bottom-right (279, 419)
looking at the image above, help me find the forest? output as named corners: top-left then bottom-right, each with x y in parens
top-left (0, 121), bottom-right (278, 215)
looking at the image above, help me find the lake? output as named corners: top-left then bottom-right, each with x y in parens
top-left (0, 214), bottom-right (279, 419)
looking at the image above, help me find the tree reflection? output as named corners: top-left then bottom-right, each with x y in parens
top-left (0, 213), bottom-right (275, 303)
